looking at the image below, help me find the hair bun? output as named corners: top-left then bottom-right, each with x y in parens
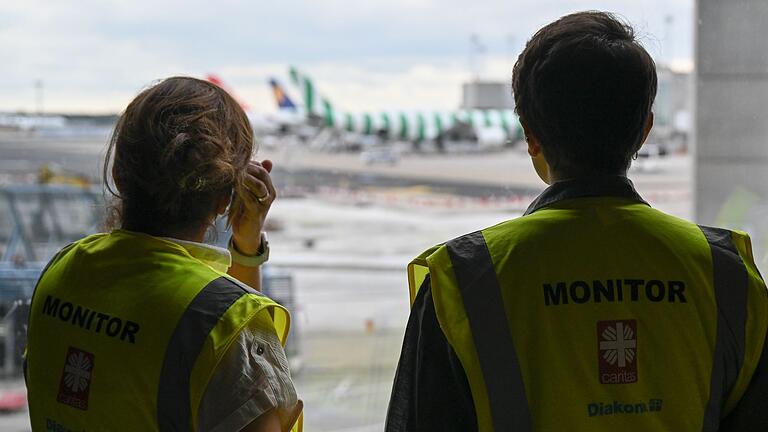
top-left (162, 130), bottom-right (211, 192)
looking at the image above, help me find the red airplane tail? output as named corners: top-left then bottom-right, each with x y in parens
top-left (205, 74), bottom-right (251, 112)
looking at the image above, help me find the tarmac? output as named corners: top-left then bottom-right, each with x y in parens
top-left (258, 138), bottom-right (692, 220)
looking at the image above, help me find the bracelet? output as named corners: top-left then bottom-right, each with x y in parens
top-left (228, 233), bottom-right (269, 267)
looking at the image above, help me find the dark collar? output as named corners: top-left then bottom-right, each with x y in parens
top-left (523, 176), bottom-right (649, 216)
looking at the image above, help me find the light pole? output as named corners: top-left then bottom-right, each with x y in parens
top-left (34, 79), bottom-right (44, 115)
top-left (469, 34), bottom-right (486, 82)
top-left (664, 14), bottom-right (675, 65)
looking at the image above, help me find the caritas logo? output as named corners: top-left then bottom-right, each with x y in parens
top-left (57, 347), bottom-right (95, 410)
top-left (597, 320), bottom-right (638, 384)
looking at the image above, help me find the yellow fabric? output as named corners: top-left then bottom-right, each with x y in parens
top-left (25, 230), bottom-right (290, 431)
top-left (294, 411), bottom-right (304, 432)
top-left (408, 246), bottom-right (439, 305)
top-left (409, 197), bottom-right (768, 431)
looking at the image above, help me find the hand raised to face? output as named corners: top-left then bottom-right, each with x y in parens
top-left (230, 160), bottom-right (277, 255)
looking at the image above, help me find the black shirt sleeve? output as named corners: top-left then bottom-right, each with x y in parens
top-left (719, 329), bottom-right (768, 431)
top-left (385, 276), bottom-right (477, 432)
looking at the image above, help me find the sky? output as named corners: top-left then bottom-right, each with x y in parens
top-left (0, 0), bottom-right (694, 114)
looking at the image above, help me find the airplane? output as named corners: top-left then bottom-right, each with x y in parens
top-left (205, 74), bottom-right (305, 136)
top-left (270, 78), bottom-right (297, 111)
top-left (283, 66), bottom-right (523, 151)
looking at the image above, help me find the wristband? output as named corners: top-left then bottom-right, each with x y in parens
top-left (228, 233), bottom-right (269, 267)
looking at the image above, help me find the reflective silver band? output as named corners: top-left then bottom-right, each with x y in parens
top-left (700, 226), bottom-right (748, 432)
top-left (157, 277), bottom-right (249, 431)
top-left (447, 231), bottom-right (531, 431)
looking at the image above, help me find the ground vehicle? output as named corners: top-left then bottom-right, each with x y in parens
top-left (360, 147), bottom-right (400, 165)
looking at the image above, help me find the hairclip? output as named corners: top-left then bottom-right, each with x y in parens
top-left (179, 175), bottom-right (207, 192)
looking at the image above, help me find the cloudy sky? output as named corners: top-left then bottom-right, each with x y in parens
top-left (0, 0), bottom-right (693, 114)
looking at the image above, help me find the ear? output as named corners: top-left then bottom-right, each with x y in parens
top-left (522, 120), bottom-right (553, 185)
top-left (638, 112), bottom-right (654, 148)
top-left (522, 121), bottom-right (542, 157)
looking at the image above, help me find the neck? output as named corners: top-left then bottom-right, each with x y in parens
top-left (122, 224), bottom-right (207, 243)
top-left (549, 170), bottom-right (628, 184)
top-left (165, 227), bottom-right (207, 243)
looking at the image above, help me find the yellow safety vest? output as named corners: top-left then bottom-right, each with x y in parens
top-left (408, 177), bottom-right (768, 432)
top-left (25, 229), bottom-right (302, 431)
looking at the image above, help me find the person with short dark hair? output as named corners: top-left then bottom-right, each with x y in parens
top-left (25, 77), bottom-right (303, 431)
top-left (386, 11), bottom-right (768, 431)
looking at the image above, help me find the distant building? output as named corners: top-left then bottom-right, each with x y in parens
top-left (655, 65), bottom-right (693, 145)
top-left (461, 81), bottom-right (515, 110)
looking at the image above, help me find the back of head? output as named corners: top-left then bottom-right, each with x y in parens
top-left (512, 11), bottom-right (658, 177)
top-left (105, 76), bottom-right (253, 237)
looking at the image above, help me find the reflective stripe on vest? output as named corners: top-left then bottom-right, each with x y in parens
top-left (157, 277), bottom-right (250, 431)
top-left (699, 226), bottom-right (748, 431)
top-left (446, 232), bottom-right (531, 431)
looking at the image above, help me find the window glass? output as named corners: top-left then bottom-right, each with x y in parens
top-left (3, 1), bottom-right (765, 430)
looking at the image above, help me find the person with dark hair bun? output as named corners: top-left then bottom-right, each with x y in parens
top-left (387, 11), bottom-right (768, 431)
top-left (24, 77), bottom-right (303, 431)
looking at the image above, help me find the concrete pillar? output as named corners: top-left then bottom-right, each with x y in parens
top-left (695, 0), bottom-right (768, 265)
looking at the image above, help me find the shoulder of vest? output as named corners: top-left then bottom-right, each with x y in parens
top-left (483, 213), bottom-right (538, 234)
top-left (205, 277), bottom-right (289, 344)
top-left (422, 225), bottom-right (509, 257)
top-left (414, 229), bottom-right (492, 263)
top-left (214, 276), bottom-right (288, 308)
top-left (413, 243), bottom-right (444, 261)
top-left (700, 225), bottom-right (763, 278)
top-left (63, 232), bottom-right (109, 250)
top-left (698, 225), bottom-right (765, 281)
top-left (46, 233), bottom-right (115, 265)
top-left (41, 239), bottom-right (83, 271)
top-left (698, 225), bottom-right (738, 251)
top-left (215, 275), bottom-right (262, 296)
top-left (30, 240), bottom-right (79, 304)
top-left (725, 228), bottom-right (754, 255)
